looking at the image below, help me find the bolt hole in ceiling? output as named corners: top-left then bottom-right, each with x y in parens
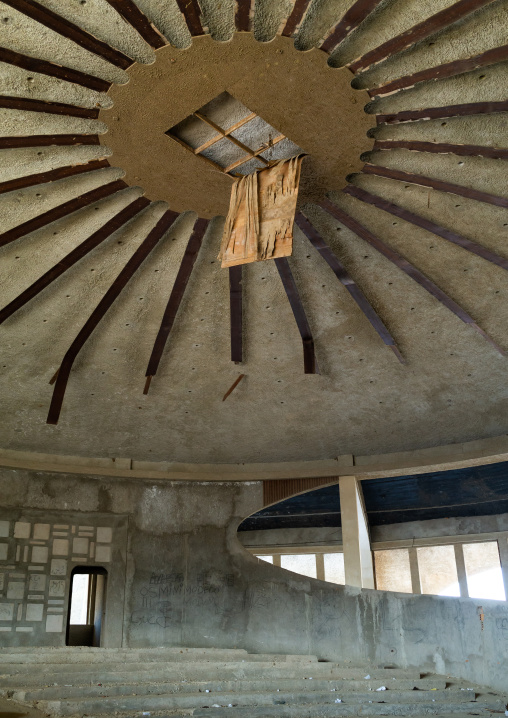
top-left (0, 0), bottom-right (507, 464)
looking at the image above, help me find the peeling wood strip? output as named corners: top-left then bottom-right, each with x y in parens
top-left (175, 0), bottom-right (205, 36)
top-left (373, 139), bottom-right (508, 160)
top-left (295, 211), bottom-right (404, 362)
top-left (319, 197), bottom-right (506, 356)
top-left (2, 0), bottom-right (133, 69)
top-left (362, 164), bottom-right (508, 208)
top-left (0, 179), bottom-right (127, 248)
top-left (0, 47), bottom-right (111, 93)
top-left (144, 218), bottom-right (209, 389)
top-left (376, 100), bottom-right (508, 124)
top-left (222, 374), bottom-right (245, 401)
top-left (0, 134), bottom-right (101, 149)
top-left (349, 0), bottom-right (496, 73)
top-left (368, 44), bottom-right (508, 97)
top-left (47, 208), bottom-right (179, 425)
top-left (274, 257), bottom-right (317, 374)
top-left (0, 196), bottom-right (150, 324)
top-left (103, 0), bottom-right (166, 48)
top-left (0, 95), bottom-right (99, 118)
top-left (343, 184), bottom-right (508, 270)
top-left (320, 0), bottom-right (385, 53)
top-left (282, 0), bottom-right (312, 37)
top-left (0, 158), bottom-right (110, 195)
top-left (235, 0), bottom-right (252, 32)
top-left (229, 265), bottom-right (243, 363)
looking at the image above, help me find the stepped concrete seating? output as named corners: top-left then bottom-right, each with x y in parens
top-left (0, 648), bottom-right (506, 717)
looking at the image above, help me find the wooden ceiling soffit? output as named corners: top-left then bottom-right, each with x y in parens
top-left (295, 211), bottom-right (404, 363)
top-left (375, 101), bottom-right (508, 125)
top-left (46, 208), bottom-right (179, 425)
top-left (235, 0), bottom-right (253, 32)
top-left (229, 265), bottom-right (243, 363)
top-left (281, 0), bottom-right (312, 37)
top-left (0, 134), bottom-right (101, 149)
top-left (0, 95), bottom-right (99, 119)
top-left (319, 197), bottom-right (506, 356)
top-left (0, 196), bottom-right (150, 325)
top-left (103, 0), bottom-right (166, 49)
top-left (175, 0), bottom-right (205, 36)
top-left (264, 477), bottom-right (338, 507)
top-left (0, 179), bottom-right (127, 248)
top-left (274, 257), bottom-right (317, 374)
top-left (0, 158), bottom-right (110, 195)
top-left (372, 139), bottom-right (508, 160)
top-left (144, 218), bottom-right (209, 394)
top-left (320, 0), bottom-right (385, 53)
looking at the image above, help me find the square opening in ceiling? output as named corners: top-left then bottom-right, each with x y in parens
top-left (166, 91), bottom-right (304, 176)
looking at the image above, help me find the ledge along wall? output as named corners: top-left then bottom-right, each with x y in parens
top-left (0, 468), bottom-right (507, 693)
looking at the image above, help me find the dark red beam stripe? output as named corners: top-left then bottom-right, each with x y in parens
top-left (362, 164), bottom-right (508, 209)
top-left (281, 0), bottom-right (312, 37)
top-left (0, 196), bottom-right (149, 325)
top-left (47, 208), bottom-right (179, 425)
top-left (373, 139), bottom-right (508, 160)
top-left (274, 257), bottom-right (317, 374)
top-left (103, 0), bottom-right (166, 48)
top-left (368, 44), bottom-right (508, 96)
top-left (0, 95), bottom-right (99, 118)
top-left (0, 179), bottom-right (127, 248)
top-left (0, 47), bottom-right (110, 93)
top-left (144, 217), bottom-right (209, 392)
top-left (321, 0), bottom-right (385, 53)
top-left (229, 265), bottom-right (243, 363)
top-left (0, 158), bottom-right (110, 195)
top-left (319, 197), bottom-right (506, 356)
top-left (295, 211), bottom-right (404, 363)
top-left (343, 184), bottom-right (508, 270)
top-left (376, 100), bottom-right (508, 124)
top-left (0, 134), bottom-right (100, 149)
top-left (349, 0), bottom-right (495, 73)
top-left (175, 0), bottom-right (205, 36)
top-left (235, 0), bottom-right (252, 32)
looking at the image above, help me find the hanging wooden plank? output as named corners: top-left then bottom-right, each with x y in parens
top-left (0, 196), bottom-right (150, 325)
top-left (0, 47), bottom-right (110, 93)
top-left (222, 373), bottom-right (245, 401)
top-left (229, 265), bottom-right (243, 363)
top-left (373, 139), bottom-right (508, 160)
top-left (46, 208), bottom-right (179, 425)
top-left (175, 0), bottom-right (205, 36)
top-left (235, 0), bottom-right (252, 32)
top-left (0, 179), bottom-right (127, 248)
top-left (0, 158), bottom-right (110, 195)
top-left (281, 0), bottom-right (312, 37)
top-left (2, 0), bottom-right (133, 69)
top-left (274, 257), bottom-right (317, 374)
top-left (368, 44), bottom-right (508, 97)
top-left (376, 100), bottom-right (508, 125)
top-left (361, 164), bottom-right (508, 208)
top-left (103, 0), bottom-right (166, 48)
top-left (344, 184), bottom-right (508, 270)
top-left (0, 95), bottom-right (99, 118)
top-left (349, 0), bottom-right (495, 73)
top-left (0, 134), bottom-right (101, 149)
top-left (320, 0), bottom-right (385, 53)
top-left (319, 197), bottom-right (506, 356)
top-left (295, 211), bottom-right (404, 363)
top-left (144, 217), bottom-right (209, 393)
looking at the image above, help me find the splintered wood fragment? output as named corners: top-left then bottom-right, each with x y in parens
top-left (320, 0), bottom-right (385, 52)
top-left (235, 0), bottom-right (252, 31)
top-left (0, 159), bottom-right (110, 195)
top-left (0, 135), bottom-right (100, 149)
top-left (282, 0), bottom-right (312, 37)
top-left (372, 139), bottom-right (508, 160)
top-left (175, 0), bottom-right (205, 35)
top-left (295, 212), bottom-right (404, 363)
top-left (376, 100), bottom-right (508, 124)
top-left (0, 95), bottom-right (99, 118)
top-left (103, 0), bottom-right (166, 48)
top-left (229, 265), bottom-right (243, 363)
top-left (47, 208), bottom-right (179, 425)
top-left (222, 374), bottom-right (245, 401)
top-left (275, 257), bottom-right (317, 374)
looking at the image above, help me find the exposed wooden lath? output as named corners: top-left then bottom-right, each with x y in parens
top-left (263, 477), bottom-right (338, 507)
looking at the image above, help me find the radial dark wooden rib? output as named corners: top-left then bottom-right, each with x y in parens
top-left (0, 159), bottom-right (110, 195)
top-left (235, 0), bottom-right (252, 32)
top-left (274, 257), bottom-right (317, 374)
top-left (376, 100), bottom-right (508, 124)
top-left (0, 47), bottom-right (111, 93)
top-left (103, 0), bottom-right (166, 48)
top-left (344, 184), bottom-right (508, 270)
top-left (349, 0), bottom-right (495, 73)
top-left (2, 0), bottom-right (133, 69)
top-left (0, 196), bottom-right (150, 325)
top-left (295, 212), bottom-right (404, 363)
top-left (0, 95), bottom-right (99, 119)
top-left (0, 179), bottom-right (127, 248)
top-left (319, 198), bottom-right (506, 356)
top-left (362, 164), bottom-right (508, 208)
top-left (47, 208), bottom-right (179, 425)
top-left (0, 134), bottom-right (101, 149)
top-left (320, 0), bottom-right (385, 53)
top-left (144, 218), bottom-right (209, 393)
top-left (368, 44), bottom-right (508, 96)
top-left (175, 0), bottom-right (205, 36)
top-left (229, 265), bottom-right (243, 363)
top-left (281, 0), bottom-right (312, 37)
top-left (373, 139), bottom-right (508, 160)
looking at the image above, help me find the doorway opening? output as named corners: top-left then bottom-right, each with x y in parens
top-left (66, 567), bottom-right (107, 646)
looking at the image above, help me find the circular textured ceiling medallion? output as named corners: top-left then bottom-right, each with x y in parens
top-left (101, 34), bottom-right (373, 218)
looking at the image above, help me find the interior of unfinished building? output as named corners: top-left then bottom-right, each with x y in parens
top-left (1, 0), bottom-right (508, 715)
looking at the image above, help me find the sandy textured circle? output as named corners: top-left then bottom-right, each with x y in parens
top-left (101, 34), bottom-right (373, 218)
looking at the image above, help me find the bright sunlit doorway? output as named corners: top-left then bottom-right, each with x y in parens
top-left (66, 567), bottom-right (108, 646)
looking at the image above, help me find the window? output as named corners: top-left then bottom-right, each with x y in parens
top-left (463, 541), bottom-right (506, 601)
top-left (256, 555), bottom-right (273, 564)
top-left (324, 553), bottom-right (345, 585)
top-left (280, 554), bottom-right (317, 579)
top-left (417, 545), bottom-right (460, 597)
top-left (69, 573), bottom-right (89, 625)
top-left (374, 548), bottom-right (412, 593)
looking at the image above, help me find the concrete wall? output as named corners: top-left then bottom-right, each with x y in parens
top-left (1, 468), bottom-right (507, 694)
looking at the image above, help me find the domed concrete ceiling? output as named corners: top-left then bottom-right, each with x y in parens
top-left (0, 0), bottom-right (507, 464)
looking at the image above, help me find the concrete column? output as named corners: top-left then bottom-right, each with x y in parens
top-left (273, 554), bottom-right (281, 568)
top-left (316, 553), bottom-right (325, 581)
top-left (408, 547), bottom-right (422, 594)
top-left (497, 534), bottom-right (508, 601)
top-left (338, 476), bottom-right (375, 589)
top-left (454, 543), bottom-right (469, 598)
